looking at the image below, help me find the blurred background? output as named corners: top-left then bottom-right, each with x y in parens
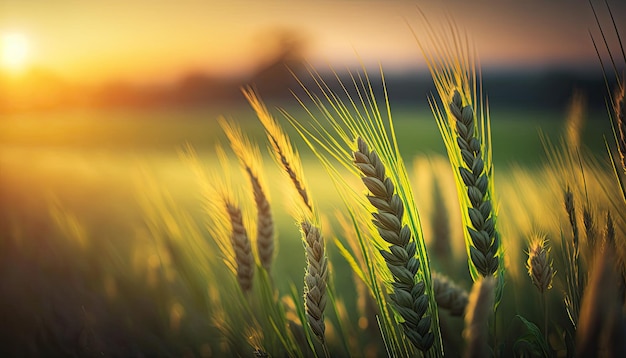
top-left (0, 0), bottom-right (624, 356)
top-left (0, 0), bottom-right (623, 111)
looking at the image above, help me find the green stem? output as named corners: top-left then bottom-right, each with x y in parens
top-left (492, 306), bottom-right (498, 356)
top-left (322, 342), bottom-right (330, 358)
top-left (543, 292), bottom-right (548, 345)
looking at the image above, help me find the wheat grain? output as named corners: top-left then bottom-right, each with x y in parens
top-left (354, 137), bottom-right (434, 352)
top-left (432, 272), bottom-right (468, 317)
top-left (463, 276), bottom-right (495, 358)
top-left (301, 220), bottom-right (328, 345)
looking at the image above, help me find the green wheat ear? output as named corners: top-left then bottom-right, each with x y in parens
top-left (282, 64), bottom-right (443, 357)
top-left (415, 22), bottom-right (504, 304)
top-left (354, 136), bottom-right (434, 352)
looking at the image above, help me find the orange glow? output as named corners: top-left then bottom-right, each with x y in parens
top-left (0, 0), bottom-right (621, 98)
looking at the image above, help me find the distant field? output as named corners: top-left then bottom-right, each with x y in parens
top-left (0, 103), bottom-right (611, 157)
top-left (0, 103), bottom-right (613, 286)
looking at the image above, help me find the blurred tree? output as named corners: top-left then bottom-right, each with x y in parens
top-left (247, 28), bottom-right (309, 99)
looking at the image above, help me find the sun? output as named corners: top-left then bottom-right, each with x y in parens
top-left (1, 33), bottom-right (30, 72)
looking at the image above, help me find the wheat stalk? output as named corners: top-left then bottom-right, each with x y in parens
top-left (463, 276), bottom-right (495, 358)
top-left (301, 220), bottom-right (328, 351)
top-left (432, 272), bottom-right (468, 317)
top-left (614, 81), bottom-right (626, 173)
top-left (604, 210), bottom-right (615, 249)
top-left (354, 137), bottom-right (434, 352)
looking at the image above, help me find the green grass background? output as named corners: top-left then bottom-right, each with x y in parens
top-left (0, 103), bottom-right (612, 289)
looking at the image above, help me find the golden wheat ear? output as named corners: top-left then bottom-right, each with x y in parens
top-left (184, 143), bottom-right (256, 294)
top-left (527, 233), bottom-right (555, 343)
top-left (223, 198), bottom-right (255, 294)
top-left (243, 87), bottom-right (312, 215)
top-left (527, 235), bottom-right (555, 295)
top-left (301, 220), bottom-right (328, 344)
top-left (219, 117), bottom-right (275, 272)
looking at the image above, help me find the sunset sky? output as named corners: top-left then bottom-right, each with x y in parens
top-left (0, 0), bottom-right (623, 86)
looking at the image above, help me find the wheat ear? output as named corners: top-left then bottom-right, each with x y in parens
top-left (432, 272), bottom-right (469, 317)
top-left (354, 137), bottom-right (434, 352)
top-left (225, 200), bottom-right (255, 293)
top-left (250, 171), bottom-right (274, 271)
top-left (450, 90), bottom-right (499, 277)
top-left (220, 118), bottom-right (275, 271)
top-left (562, 187), bottom-right (582, 329)
top-left (243, 87), bottom-right (312, 213)
top-left (301, 220), bottom-right (328, 347)
top-left (583, 204), bottom-right (598, 252)
top-left (463, 276), bottom-right (496, 358)
top-left (527, 234), bottom-right (555, 343)
top-left (527, 236), bottom-right (555, 294)
top-left (564, 187), bottom-right (579, 254)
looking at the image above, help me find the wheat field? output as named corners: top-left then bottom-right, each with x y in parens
top-left (1, 8), bottom-right (625, 358)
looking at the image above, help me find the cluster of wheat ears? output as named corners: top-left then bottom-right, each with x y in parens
top-left (179, 12), bottom-right (626, 358)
